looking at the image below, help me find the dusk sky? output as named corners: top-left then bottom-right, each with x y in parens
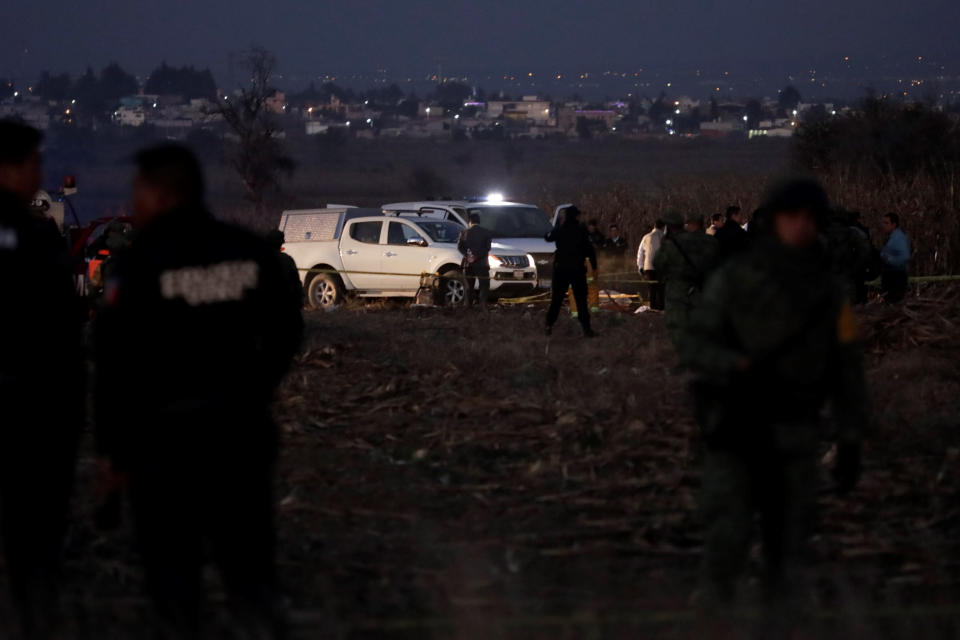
top-left (3, 0), bottom-right (959, 82)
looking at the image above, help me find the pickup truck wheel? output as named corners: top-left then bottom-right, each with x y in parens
top-left (306, 273), bottom-right (343, 310)
top-left (440, 270), bottom-right (466, 306)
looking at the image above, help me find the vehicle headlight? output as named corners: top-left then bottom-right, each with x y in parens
top-left (526, 254), bottom-right (535, 268)
top-left (488, 255), bottom-right (502, 269)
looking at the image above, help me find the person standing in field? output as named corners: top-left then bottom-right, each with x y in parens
top-left (0, 120), bottom-right (84, 638)
top-left (457, 212), bottom-right (494, 310)
top-left (586, 219), bottom-right (606, 249)
top-left (637, 219), bottom-right (665, 311)
top-left (685, 178), bottom-right (867, 616)
top-left (653, 210), bottom-right (719, 352)
top-left (95, 144), bottom-right (303, 637)
top-left (685, 215), bottom-right (705, 234)
top-left (706, 213), bottom-right (724, 236)
top-left (716, 205), bottom-right (749, 262)
top-left (879, 212), bottom-right (910, 304)
top-left (545, 205), bottom-right (597, 337)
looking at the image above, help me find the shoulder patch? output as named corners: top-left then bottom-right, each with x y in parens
top-left (159, 260), bottom-right (260, 306)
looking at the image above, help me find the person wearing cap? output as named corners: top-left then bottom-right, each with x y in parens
top-left (653, 210), bottom-right (719, 350)
top-left (0, 120), bottom-right (84, 637)
top-left (685, 177), bottom-right (868, 613)
top-left (545, 205), bottom-right (596, 337)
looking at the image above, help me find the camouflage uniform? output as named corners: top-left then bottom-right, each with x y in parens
top-left (823, 210), bottom-right (873, 304)
top-left (653, 213), bottom-right (719, 353)
top-left (686, 235), bottom-right (868, 606)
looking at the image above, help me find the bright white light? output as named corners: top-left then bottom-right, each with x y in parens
top-left (12, 91), bottom-right (18, 97)
top-left (345, 121), bottom-right (351, 126)
top-left (831, 110), bottom-right (837, 115)
top-left (665, 119), bottom-right (673, 126)
top-left (743, 115), bottom-right (749, 121)
top-left (792, 109), bottom-right (798, 116)
top-left (486, 192), bottom-right (505, 203)
top-left (669, 129), bottom-right (676, 135)
top-left (425, 107), bottom-right (431, 115)
top-left (366, 118), bottom-right (372, 124)
top-left (71, 99), bottom-right (76, 104)
top-left (488, 255), bottom-right (502, 269)
top-left (454, 114), bottom-right (460, 119)
top-left (675, 109), bottom-right (681, 114)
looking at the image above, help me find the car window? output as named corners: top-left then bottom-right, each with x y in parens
top-left (465, 206), bottom-right (553, 238)
top-left (413, 220), bottom-right (463, 243)
top-left (349, 221), bottom-right (383, 244)
top-left (387, 222), bottom-right (424, 245)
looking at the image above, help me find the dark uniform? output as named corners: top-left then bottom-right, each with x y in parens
top-left (0, 189), bottom-right (84, 634)
top-left (457, 224), bottom-right (494, 308)
top-left (685, 182), bottom-right (867, 609)
top-left (587, 228), bottom-right (606, 249)
top-left (653, 212), bottom-right (720, 354)
top-left (95, 208), bottom-right (303, 634)
top-left (267, 229), bottom-right (303, 311)
top-left (715, 218), bottom-right (750, 263)
top-left (545, 212), bottom-right (597, 336)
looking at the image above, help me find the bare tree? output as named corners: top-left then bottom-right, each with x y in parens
top-left (215, 46), bottom-right (293, 216)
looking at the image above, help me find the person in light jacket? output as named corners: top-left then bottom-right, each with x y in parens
top-left (879, 212), bottom-right (910, 304)
top-left (637, 219), bottom-right (666, 310)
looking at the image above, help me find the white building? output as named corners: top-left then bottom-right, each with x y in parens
top-left (486, 97), bottom-right (553, 125)
top-left (113, 106), bottom-right (146, 127)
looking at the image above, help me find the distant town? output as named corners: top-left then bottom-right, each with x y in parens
top-left (2, 56), bottom-right (959, 142)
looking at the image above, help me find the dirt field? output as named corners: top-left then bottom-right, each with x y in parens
top-left (29, 289), bottom-right (957, 639)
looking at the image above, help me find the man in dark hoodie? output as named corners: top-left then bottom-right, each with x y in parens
top-left (545, 205), bottom-right (597, 337)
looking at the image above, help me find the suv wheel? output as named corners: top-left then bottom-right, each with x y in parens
top-left (307, 273), bottom-right (343, 310)
top-left (440, 270), bottom-right (466, 306)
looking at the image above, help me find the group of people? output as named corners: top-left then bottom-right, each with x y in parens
top-left (0, 114), bottom-right (906, 635)
top-left (0, 120), bottom-right (303, 638)
top-left (545, 179), bottom-right (873, 616)
top-left (640, 202), bottom-right (912, 311)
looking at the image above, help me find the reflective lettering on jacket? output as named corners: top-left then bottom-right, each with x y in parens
top-left (159, 260), bottom-right (260, 306)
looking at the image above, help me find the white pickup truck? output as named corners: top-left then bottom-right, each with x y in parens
top-left (279, 207), bottom-right (538, 310)
top-left (381, 199), bottom-right (570, 286)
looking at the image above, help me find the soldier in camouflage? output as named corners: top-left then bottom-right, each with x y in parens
top-left (824, 208), bottom-right (874, 305)
top-left (685, 178), bottom-right (868, 612)
top-left (653, 210), bottom-right (719, 355)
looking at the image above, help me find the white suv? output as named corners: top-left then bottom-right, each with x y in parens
top-left (279, 207), bottom-right (537, 309)
top-left (381, 199), bottom-right (562, 285)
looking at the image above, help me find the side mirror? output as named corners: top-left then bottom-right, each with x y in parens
top-left (407, 237), bottom-right (428, 247)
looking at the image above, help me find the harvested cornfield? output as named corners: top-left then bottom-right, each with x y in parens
top-left (4, 292), bottom-right (958, 638)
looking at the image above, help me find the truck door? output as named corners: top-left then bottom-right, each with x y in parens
top-left (339, 220), bottom-right (385, 289)
top-left (383, 221), bottom-right (432, 291)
